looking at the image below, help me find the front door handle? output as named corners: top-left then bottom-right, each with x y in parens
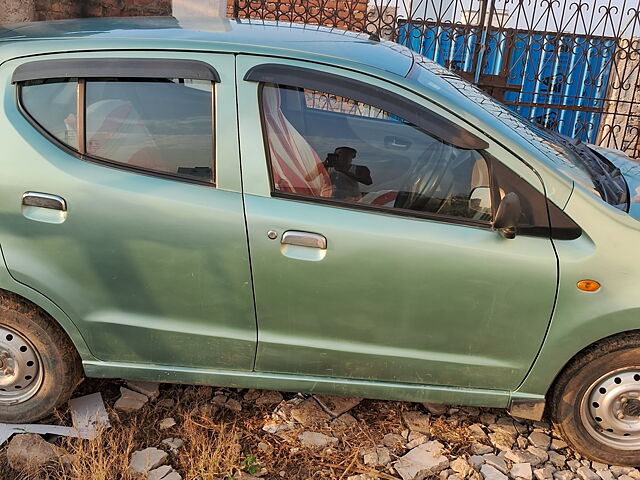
top-left (22, 192), bottom-right (67, 211)
top-left (281, 231), bottom-right (327, 249)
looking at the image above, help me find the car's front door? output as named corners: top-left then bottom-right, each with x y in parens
top-left (0, 52), bottom-right (256, 370)
top-left (237, 56), bottom-right (559, 391)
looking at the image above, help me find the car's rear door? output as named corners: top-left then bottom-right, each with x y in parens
top-left (0, 52), bottom-right (256, 370)
top-left (237, 55), bottom-right (559, 392)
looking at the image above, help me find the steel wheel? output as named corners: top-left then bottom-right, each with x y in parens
top-left (580, 368), bottom-right (640, 449)
top-left (0, 325), bottom-right (43, 405)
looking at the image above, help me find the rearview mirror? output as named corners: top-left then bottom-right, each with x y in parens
top-left (493, 192), bottom-right (521, 239)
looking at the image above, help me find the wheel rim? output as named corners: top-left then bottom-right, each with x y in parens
top-left (580, 368), bottom-right (640, 448)
top-left (0, 325), bottom-right (43, 405)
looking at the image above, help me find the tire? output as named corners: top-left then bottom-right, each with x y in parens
top-left (0, 292), bottom-right (82, 423)
top-left (549, 332), bottom-right (640, 466)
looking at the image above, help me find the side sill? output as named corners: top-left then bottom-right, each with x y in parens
top-left (508, 393), bottom-right (546, 421)
top-left (84, 361), bottom-right (510, 408)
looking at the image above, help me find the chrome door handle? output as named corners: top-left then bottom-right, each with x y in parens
top-left (22, 192), bottom-right (67, 212)
top-left (281, 231), bottom-right (327, 249)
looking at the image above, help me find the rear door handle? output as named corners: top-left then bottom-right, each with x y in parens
top-left (281, 231), bottom-right (327, 249)
top-left (22, 192), bottom-right (67, 212)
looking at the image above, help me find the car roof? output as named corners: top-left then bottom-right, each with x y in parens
top-left (0, 17), bottom-right (415, 77)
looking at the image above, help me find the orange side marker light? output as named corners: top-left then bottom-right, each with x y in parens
top-left (577, 280), bottom-right (601, 292)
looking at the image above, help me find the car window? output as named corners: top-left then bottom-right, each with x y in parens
top-left (20, 77), bottom-right (214, 184)
top-left (261, 83), bottom-right (492, 223)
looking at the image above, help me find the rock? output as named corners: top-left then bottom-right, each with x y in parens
top-left (347, 475), bottom-right (377, 480)
top-left (126, 381), bottom-right (160, 399)
top-left (394, 441), bottom-right (450, 480)
top-left (527, 446), bottom-right (548, 464)
top-left (115, 387), bottom-right (149, 412)
top-left (148, 465), bottom-right (182, 480)
top-left (516, 436), bottom-right (529, 449)
top-left (528, 431), bottom-right (551, 449)
top-left (157, 398), bottom-right (175, 408)
top-left (469, 455), bottom-right (484, 470)
top-left (505, 450), bottom-right (544, 467)
top-left (469, 424), bottom-right (489, 441)
top-left (481, 465), bottom-right (507, 480)
top-left (611, 468), bottom-right (636, 478)
top-left (451, 458), bottom-right (474, 477)
top-left (597, 471), bottom-right (615, 480)
top-left (482, 454), bottom-right (507, 474)
top-left (363, 447), bottom-right (391, 466)
top-left (511, 463), bottom-right (533, 480)
top-left (383, 433), bottom-right (406, 449)
top-left (6, 434), bottom-right (70, 472)
top-left (403, 411), bottom-right (431, 435)
top-left (567, 461), bottom-right (581, 473)
top-left (314, 394), bottom-right (361, 416)
top-left (553, 471), bottom-right (573, 480)
top-left (627, 472), bottom-right (640, 480)
top-left (297, 431), bottom-right (338, 449)
top-left (331, 413), bottom-right (357, 430)
top-left (472, 443), bottom-right (494, 455)
top-left (577, 467), bottom-right (601, 480)
top-left (490, 418), bottom-right (517, 436)
top-left (290, 398), bottom-right (332, 427)
top-left (423, 403), bottom-right (449, 415)
top-left (161, 438), bottom-right (183, 454)
top-left (223, 398), bottom-right (242, 412)
top-left (534, 466), bottom-right (557, 480)
top-left (480, 413), bottom-right (497, 425)
top-left (449, 476), bottom-right (464, 480)
top-left (592, 463), bottom-right (609, 472)
top-left (489, 431), bottom-right (514, 451)
top-left (130, 447), bottom-right (168, 474)
top-left (550, 438), bottom-right (568, 450)
top-left (620, 476), bottom-right (636, 480)
top-left (255, 391), bottom-right (284, 407)
top-left (159, 418), bottom-right (176, 430)
top-left (406, 433), bottom-right (429, 449)
top-left (548, 451), bottom-right (566, 468)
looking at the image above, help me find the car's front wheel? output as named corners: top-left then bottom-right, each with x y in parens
top-left (0, 293), bottom-right (82, 423)
top-left (550, 333), bottom-right (640, 466)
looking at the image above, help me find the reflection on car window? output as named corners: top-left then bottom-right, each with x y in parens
top-left (86, 79), bottom-right (213, 182)
top-left (261, 83), bottom-right (492, 222)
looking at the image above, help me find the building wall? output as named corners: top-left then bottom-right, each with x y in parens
top-left (1, 0), bottom-right (36, 25)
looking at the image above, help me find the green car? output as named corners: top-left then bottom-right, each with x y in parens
top-left (1, 16), bottom-right (639, 465)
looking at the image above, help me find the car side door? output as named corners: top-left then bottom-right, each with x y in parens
top-left (0, 52), bottom-right (256, 370)
top-left (237, 55), bottom-right (561, 392)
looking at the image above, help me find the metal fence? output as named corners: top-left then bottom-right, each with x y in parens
top-left (231, 0), bottom-right (640, 159)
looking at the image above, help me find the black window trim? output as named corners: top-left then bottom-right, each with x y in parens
top-left (245, 63), bottom-right (489, 151)
top-left (16, 72), bottom-right (217, 187)
top-left (12, 58), bottom-right (220, 84)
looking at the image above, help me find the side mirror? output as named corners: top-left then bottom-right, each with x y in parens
top-left (493, 192), bottom-right (521, 239)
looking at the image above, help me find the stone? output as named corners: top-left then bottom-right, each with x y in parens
top-left (115, 387), bottom-right (149, 412)
top-left (534, 466), bottom-right (557, 480)
top-left (511, 463), bottom-right (533, 480)
top-left (395, 441), bottom-right (450, 480)
top-left (516, 436), bottom-right (529, 449)
top-left (472, 443), bottom-right (494, 455)
top-left (489, 431), bottom-right (514, 451)
top-left (592, 464), bottom-right (608, 472)
top-left (553, 471), bottom-right (573, 480)
top-left (6, 434), bottom-right (70, 472)
top-left (159, 417), bottom-right (176, 430)
top-left (597, 471), bottom-right (614, 480)
top-left (157, 398), bottom-right (175, 408)
top-left (403, 411), bottom-right (431, 435)
top-left (469, 455), bottom-right (484, 470)
top-left (469, 424), bottom-right (489, 441)
top-left (406, 433), bottom-right (429, 449)
top-left (482, 454), bottom-right (507, 474)
top-left (451, 458), bottom-right (474, 477)
top-left (125, 380), bottom-right (159, 399)
top-left (297, 431), bottom-right (338, 449)
top-left (527, 446), bottom-right (548, 464)
top-left (449, 476), bottom-right (464, 480)
top-left (620, 476), bottom-right (636, 480)
top-left (548, 451), bottom-right (566, 468)
top-left (550, 438), bottom-right (568, 450)
top-left (567, 461), bottom-right (581, 473)
top-left (528, 432), bottom-right (551, 449)
top-left (481, 465), bottom-right (508, 480)
top-left (223, 398), bottom-right (242, 412)
top-left (130, 447), bottom-right (168, 474)
top-left (255, 391), bottom-right (284, 407)
top-left (363, 447), bottom-right (391, 466)
top-left (423, 403), bottom-right (449, 415)
top-left (331, 413), bottom-right (357, 430)
top-left (290, 398), bottom-right (332, 427)
top-left (611, 468), bottom-right (636, 478)
top-left (627, 472), bottom-right (640, 480)
top-left (577, 467), bottom-right (601, 480)
top-left (383, 433), bottom-right (406, 449)
top-left (148, 465), bottom-right (182, 480)
top-left (161, 438), bottom-right (183, 454)
top-left (490, 418), bottom-right (517, 436)
top-left (314, 394), bottom-right (361, 416)
top-left (347, 475), bottom-right (377, 480)
top-left (505, 450), bottom-right (544, 467)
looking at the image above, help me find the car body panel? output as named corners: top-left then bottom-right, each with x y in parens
top-left (0, 51), bottom-right (257, 370)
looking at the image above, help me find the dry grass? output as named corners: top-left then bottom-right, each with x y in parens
top-left (0, 380), bottom-right (504, 480)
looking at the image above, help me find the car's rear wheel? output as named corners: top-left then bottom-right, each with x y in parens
top-left (0, 293), bottom-right (82, 423)
top-left (550, 333), bottom-right (640, 466)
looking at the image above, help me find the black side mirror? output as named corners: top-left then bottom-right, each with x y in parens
top-left (493, 192), bottom-right (521, 239)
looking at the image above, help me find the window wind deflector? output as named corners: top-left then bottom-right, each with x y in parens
top-left (244, 64), bottom-right (489, 151)
top-left (12, 58), bottom-right (221, 83)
